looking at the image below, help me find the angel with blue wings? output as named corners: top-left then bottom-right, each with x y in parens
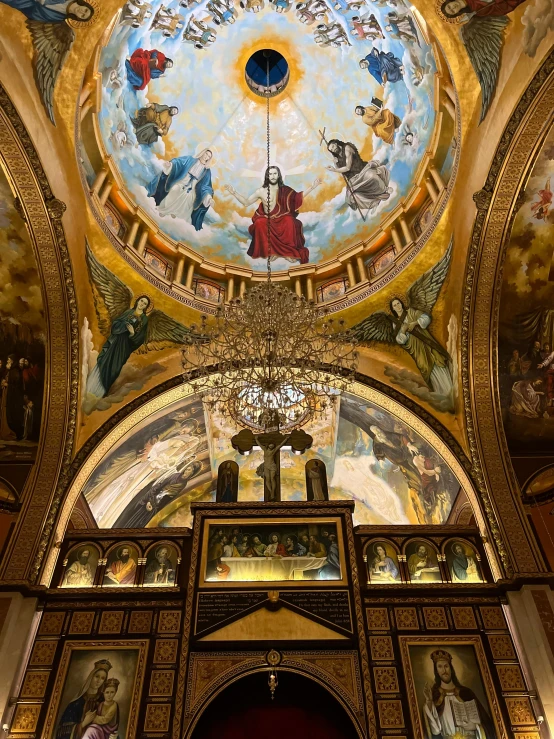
top-left (85, 244), bottom-right (196, 399)
top-left (351, 242), bottom-right (453, 397)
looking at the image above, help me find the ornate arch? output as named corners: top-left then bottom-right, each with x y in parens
top-left (46, 372), bottom-right (502, 585)
top-left (0, 85), bottom-right (79, 584)
top-left (463, 49), bottom-right (554, 578)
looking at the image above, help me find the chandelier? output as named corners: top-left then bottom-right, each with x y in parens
top-left (181, 52), bottom-right (359, 433)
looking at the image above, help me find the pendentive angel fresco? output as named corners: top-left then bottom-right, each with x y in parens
top-left (84, 243), bottom-right (197, 400)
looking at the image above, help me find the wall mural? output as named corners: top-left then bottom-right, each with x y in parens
top-left (498, 125), bottom-right (554, 453)
top-left (81, 243), bottom-right (196, 414)
top-left (82, 395), bottom-right (211, 527)
top-left (352, 240), bottom-right (456, 413)
top-left (92, 0), bottom-right (445, 271)
top-left (434, 0), bottom-right (550, 123)
top-left (0, 0), bottom-right (98, 124)
top-left (80, 391), bottom-right (461, 528)
top-left (403, 642), bottom-right (498, 739)
top-left (0, 169), bottom-right (45, 461)
top-left (48, 645), bottom-right (145, 739)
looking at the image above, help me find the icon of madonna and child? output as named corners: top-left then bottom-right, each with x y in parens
top-left (54, 654), bottom-right (137, 739)
top-left (146, 139), bottom-right (391, 264)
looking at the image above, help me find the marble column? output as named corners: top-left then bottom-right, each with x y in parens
top-left (227, 276), bottom-right (235, 302)
top-left (136, 229), bottom-right (149, 256)
top-left (295, 278), bottom-right (302, 297)
top-left (390, 225), bottom-right (403, 253)
top-left (399, 217), bottom-right (413, 245)
top-left (306, 276), bottom-right (314, 302)
top-left (99, 180), bottom-right (113, 206)
top-left (80, 100), bottom-right (93, 122)
top-left (356, 255), bottom-right (366, 283)
top-left (425, 178), bottom-right (439, 203)
top-left (91, 168), bottom-right (108, 195)
top-left (185, 261), bottom-right (195, 290)
top-left (430, 166), bottom-right (445, 192)
top-left (174, 255), bottom-right (186, 285)
top-left (507, 586), bottom-right (554, 735)
top-left (126, 218), bottom-right (140, 248)
top-left (240, 279), bottom-right (246, 298)
top-left (346, 260), bottom-right (356, 287)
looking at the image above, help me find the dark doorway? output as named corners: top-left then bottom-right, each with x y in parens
top-left (191, 670), bottom-right (360, 739)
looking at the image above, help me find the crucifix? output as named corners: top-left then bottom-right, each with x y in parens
top-left (231, 428), bottom-right (313, 502)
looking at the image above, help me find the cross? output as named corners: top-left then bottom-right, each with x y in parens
top-left (231, 428), bottom-right (313, 502)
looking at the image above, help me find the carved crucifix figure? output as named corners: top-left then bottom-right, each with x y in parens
top-left (231, 428), bottom-right (313, 502)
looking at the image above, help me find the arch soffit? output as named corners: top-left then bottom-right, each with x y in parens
top-left (183, 663), bottom-right (366, 739)
top-left (463, 49), bottom-right (554, 578)
top-left (0, 84), bottom-right (78, 585)
top-left (45, 376), bottom-right (499, 586)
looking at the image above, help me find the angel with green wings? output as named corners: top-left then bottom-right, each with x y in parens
top-left (0, 0), bottom-right (96, 124)
top-left (351, 241), bottom-right (453, 399)
top-left (85, 244), bottom-right (196, 399)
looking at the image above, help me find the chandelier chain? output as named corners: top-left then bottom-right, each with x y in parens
top-left (266, 56), bottom-right (271, 282)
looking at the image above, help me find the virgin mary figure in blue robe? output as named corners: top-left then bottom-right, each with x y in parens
top-left (361, 47), bottom-right (404, 85)
top-left (55, 660), bottom-right (111, 739)
top-left (1, 0), bottom-right (94, 22)
top-left (146, 151), bottom-right (214, 231)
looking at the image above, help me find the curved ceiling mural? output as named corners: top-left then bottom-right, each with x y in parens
top-left (86, 0), bottom-right (455, 273)
top-left (78, 387), bottom-right (463, 529)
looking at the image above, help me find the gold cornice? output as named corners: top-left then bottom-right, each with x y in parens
top-left (462, 50), bottom-right (554, 577)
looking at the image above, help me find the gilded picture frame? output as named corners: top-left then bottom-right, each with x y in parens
top-left (399, 635), bottom-right (507, 739)
top-left (42, 640), bottom-right (148, 738)
top-left (199, 516), bottom-right (348, 588)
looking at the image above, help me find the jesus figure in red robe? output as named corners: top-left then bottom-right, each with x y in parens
top-left (225, 167), bottom-right (321, 264)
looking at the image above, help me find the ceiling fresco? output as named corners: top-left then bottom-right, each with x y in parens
top-left (91, 0), bottom-right (449, 271)
top-left (498, 123), bottom-right (554, 454)
top-left (80, 390), bottom-right (461, 529)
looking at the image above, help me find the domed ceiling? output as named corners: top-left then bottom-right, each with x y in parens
top-left (92, 0), bottom-right (453, 271)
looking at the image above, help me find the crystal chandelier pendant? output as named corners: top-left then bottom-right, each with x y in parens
top-left (181, 53), bottom-right (359, 432)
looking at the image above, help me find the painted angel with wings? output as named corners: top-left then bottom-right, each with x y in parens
top-left (351, 241), bottom-right (453, 398)
top-left (1, 0), bottom-right (96, 123)
top-left (85, 244), bottom-right (197, 399)
top-left (437, 0), bottom-right (528, 122)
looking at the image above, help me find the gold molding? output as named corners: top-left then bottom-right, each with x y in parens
top-left (462, 50), bottom-right (554, 576)
top-left (0, 85), bottom-right (78, 584)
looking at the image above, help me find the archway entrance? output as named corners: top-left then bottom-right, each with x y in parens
top-left (190, 670), bottom-right (361, 739)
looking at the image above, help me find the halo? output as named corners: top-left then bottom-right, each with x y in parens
top-left (134, 294), bottom-right (154, 314)
top-left (388, 294), bottom-right (406, 311)
top-left (193, 143), bottom-right (217, 167)
top-left (66, 0), bottom-right (100, 28)
top-left (434, 0), bottom-right (467, 24)
top-left (373, 542), bottom-right (387, 556)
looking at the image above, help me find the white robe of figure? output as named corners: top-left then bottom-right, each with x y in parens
top-left (157, 160), bottom-right (211, 221)
top-left (91, 434), bottom-right (200, 527)
top-left (424, 693), bottom-right (486, 739)
top-left (346, 160), bottom-right (391, 212)
top-left (63, 561), bottom-right (95, 587)
top-left (509, 380), bottom-right (542, 418)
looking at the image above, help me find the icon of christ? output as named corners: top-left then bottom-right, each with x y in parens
top-left (225, 167), bottom-right (321, 264)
